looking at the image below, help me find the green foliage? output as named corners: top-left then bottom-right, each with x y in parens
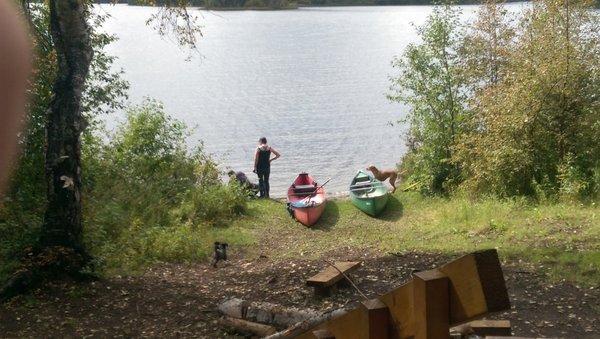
top-left (456, 0), bottom-right (600, 198)
top-left (83, 100), bottom-right (246, 271)
top-left (389, 3), bottom-right (467, 194)
top-left (0, 5), bottom-right (128, 281)
top-left (391, 0), bottom-right (600, 199)
top-left (0, 5), bottom-right (245, 282)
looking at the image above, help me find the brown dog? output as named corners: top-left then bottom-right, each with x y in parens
top-left (367, 165), bottom-right (398, 193)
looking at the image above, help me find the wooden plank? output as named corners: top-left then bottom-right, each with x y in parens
top-left (312, 329), bottom-right (335, 339)
top-left (297, 250), bottom-right (510, 339)
top-left (438, 250), bottom-right (510, 324)
top-left (413, 269), bottom-right (450, 339)
top-left (379, 280), bottom-right (414, 339)
top-left (306, 261), bottom-right (361, 287)
top-left (360, 299), bottom-right (391, 339)
top-left (450, 319), bottom-right (511, 337)
top-left (460, 319), bottom-right (511, 336)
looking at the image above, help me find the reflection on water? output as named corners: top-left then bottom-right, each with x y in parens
top-left (99, 4), bottom-right (515, 196)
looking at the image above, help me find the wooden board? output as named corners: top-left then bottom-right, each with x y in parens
top-left (413, 269), bottom-right (450, 339)
top-left (296, 249), bottom-right (510, 339)
top-left (438, 250), bottom-right (510, 324)
top-left (306, 261), bottom-right (361, 287)
top-left (461, 319), bottom-right (511, 336)
top-left (361, 299), bottom-right (391, 339)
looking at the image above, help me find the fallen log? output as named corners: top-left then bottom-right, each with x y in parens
top-left (264, 308), bottom-right (349, 339)
top-left (217, 298), bottom-right (320, 328)
top-left (218, 298), bottom-right (249, 319)
top-left (218, 316), bottom-right (277, 337)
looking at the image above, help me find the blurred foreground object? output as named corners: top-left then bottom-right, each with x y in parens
top-left (0, 1), bottom-right (31, 195)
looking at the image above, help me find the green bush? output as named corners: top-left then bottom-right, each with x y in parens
top-left (0, 6), bottom-right (128, 283)
top-left (389, 3), bottom-right (467, 195)
top-left (455, 0), bottom-right (600, 199)
top-left (83, 100), bottom-right (247, 272)
top-left (1, 6), bottom-right (246, 283)
top-left (391, 0), bottom-right (600, 200)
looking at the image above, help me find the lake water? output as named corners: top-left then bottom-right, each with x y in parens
top-left (99, 4), bottom-right (507, 196)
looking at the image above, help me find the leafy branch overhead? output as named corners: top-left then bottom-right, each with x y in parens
top-left (134, 0), bottom-right (204, 50)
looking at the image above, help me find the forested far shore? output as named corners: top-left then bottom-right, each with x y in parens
top-left (94, 0), bottom-right (530, 9)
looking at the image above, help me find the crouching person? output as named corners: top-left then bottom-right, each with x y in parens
top-left (228, 170), bottom-right (259, 197)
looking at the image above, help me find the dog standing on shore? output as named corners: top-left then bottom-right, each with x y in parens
top-left (367, 165), bottom-right (398, 193)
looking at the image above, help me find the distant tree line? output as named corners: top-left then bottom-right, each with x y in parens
top-left (95, 0), bottom-right (523, 8)
top-left (107, 0), bottom-right (294, 8)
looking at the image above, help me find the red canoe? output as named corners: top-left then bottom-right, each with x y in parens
top-left (287, 173), bottom-right (326, 227)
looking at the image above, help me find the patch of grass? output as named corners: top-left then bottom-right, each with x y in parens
top-left (97, 219), bottom-right (258, 276)
top-left (227, 193), bottom-right (599, 285)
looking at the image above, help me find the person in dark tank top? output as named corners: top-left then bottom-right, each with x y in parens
top-left (253, 137), bottom-right (280, 198)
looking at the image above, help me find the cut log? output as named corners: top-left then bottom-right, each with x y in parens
top-left (217, 298), bottom-right (249, 319)
top-left (218, 316), bottom-right (277, 337)
top-left (217, 299), bottom-right (320, 329)
top-left (246, 302), bottom-right (320, 328)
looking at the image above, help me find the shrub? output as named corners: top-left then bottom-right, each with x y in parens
top-left (455, 0), bottom-right (600, 198)
top-left (83, 100), bottom-right (247, 271)
top-left (391, 0), bottom-right (600, 200)
top-left (389, 3), bottom-right (468, 194)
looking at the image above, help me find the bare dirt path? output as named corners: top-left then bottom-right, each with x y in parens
top-left (0, 249), bottom-right (598, 338)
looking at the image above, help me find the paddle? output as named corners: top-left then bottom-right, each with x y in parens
top-left (295, 178), bottom-right (331, 205)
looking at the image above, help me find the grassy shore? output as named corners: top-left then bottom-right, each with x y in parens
top-left (215, 192), bottom-right (599, 285)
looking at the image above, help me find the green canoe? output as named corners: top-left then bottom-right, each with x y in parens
top-left (349, 170), bottom-right (389, 216)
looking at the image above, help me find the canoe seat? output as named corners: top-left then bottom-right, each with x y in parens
top-left (355, 176), bottom-right (371, 183)
top-left (306, 261), bottom-right (361, 297)
top-left (350, 181), bottom-right (373, 190)
top-left (293, 184), bottom-right (317, 194)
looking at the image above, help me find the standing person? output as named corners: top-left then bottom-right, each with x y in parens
top-left (253, 137), bottom-right (280, 198)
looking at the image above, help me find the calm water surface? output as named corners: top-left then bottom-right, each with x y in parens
top-left (99, 5), bottom-right (512, 196)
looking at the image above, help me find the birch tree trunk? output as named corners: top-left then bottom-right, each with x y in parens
top-left (40, 0), bottom-right (93, 258)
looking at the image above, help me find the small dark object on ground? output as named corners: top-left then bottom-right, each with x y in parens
top-left (212, 242), bottom-right (229, 268)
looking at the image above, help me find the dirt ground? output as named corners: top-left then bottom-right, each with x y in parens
top-left (0, 250), bottom-right (598, 338)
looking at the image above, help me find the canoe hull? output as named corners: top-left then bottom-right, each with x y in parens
top-left (349, 170), bottom-right (389, 217)
top-left (292, 203), bottom-right (326, 227)
top-left (350, 194), bottom-right (389, 216)
top-left (287, 173), bottom-right (327, 227)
